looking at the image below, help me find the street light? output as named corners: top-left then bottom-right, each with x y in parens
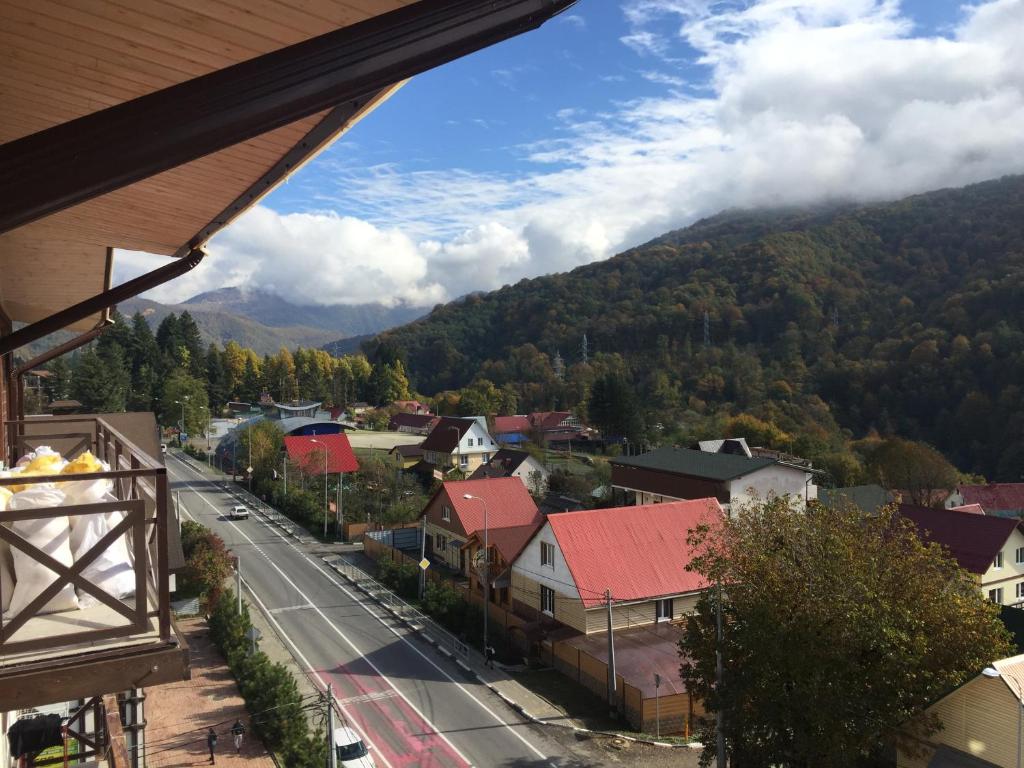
top-left (463, 493), bottom-right (489, 660)
top-left (310, 439), bottom-right (330, 539)
top-left (983, 665), bottom-right (1022, 767)
top-left (174, 396), bottom-right (190, 441)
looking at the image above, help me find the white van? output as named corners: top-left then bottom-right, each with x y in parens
top-left (229, 505), bottom-right (250, 520)
top-left (333, 727), bottom-right (375, 767)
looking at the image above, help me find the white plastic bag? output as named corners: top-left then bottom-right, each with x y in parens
top-left (4, 487), bottom-right (80, 618)
top-left (61, 452), bottom-right (114, 506)
top-left (69, 492), bottom-right (136, 607)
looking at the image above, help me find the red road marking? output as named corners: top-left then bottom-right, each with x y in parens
top-left (320, 660), bottom-right (469, 768)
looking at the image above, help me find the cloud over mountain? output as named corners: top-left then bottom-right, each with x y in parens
top-left (117, 0), bottom-right (1024, 306)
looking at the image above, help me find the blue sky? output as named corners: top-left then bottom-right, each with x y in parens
top-left (124, 0), bottom-right (1024, 307)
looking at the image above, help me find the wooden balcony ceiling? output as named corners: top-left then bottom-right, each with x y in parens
top-left (0, 0), bottom-right (410, 330)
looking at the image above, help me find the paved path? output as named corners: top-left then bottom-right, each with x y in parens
top-left (145, 618), bottom-right (275, 768)
top-left (166, 454), bottom-right (576, 768)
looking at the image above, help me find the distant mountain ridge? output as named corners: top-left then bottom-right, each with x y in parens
top-left (120, 289), bottom-right (425, 355)
top-left (183, 287), bottom-right (424, 335)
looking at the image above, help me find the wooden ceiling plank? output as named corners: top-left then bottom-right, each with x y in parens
top-left (161, 0), bottom-right (322, 43)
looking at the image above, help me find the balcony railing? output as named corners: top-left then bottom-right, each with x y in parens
top-left (1, 415), bottom-right (170, 657)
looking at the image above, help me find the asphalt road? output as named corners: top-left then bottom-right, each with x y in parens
top-left (166, 454), bottom-right (568, 768)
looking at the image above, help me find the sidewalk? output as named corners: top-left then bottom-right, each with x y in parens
top-left (145, 618), bottom-right (275, 768)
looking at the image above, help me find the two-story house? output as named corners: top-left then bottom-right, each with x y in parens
top-left (511, 498), bottom-right (724, 634)
top-left (900, 504), bottom-right (1024, 606)
top-left (422, 477), bottom-right (543, 576)
top-left (420, 416), bottom-right (497, 475)
top-left (897, 654), bottom-right (1024, 767)
top-left (469, 448), bottom-right (549, 494)
top-left (610, 446), bottom-right (818, 514)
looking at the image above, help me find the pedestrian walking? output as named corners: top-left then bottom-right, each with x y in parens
top-left (206, 728), bottom-right (218, 764)
top-left (230, 720), bottom-right (246, 753)
top-left (485, 644), bottom-right (496, 669)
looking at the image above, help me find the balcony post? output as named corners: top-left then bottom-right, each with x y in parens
top-left (156, 468), bottom-right (171, 641)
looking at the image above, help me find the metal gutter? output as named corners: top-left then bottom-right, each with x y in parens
top-left (0, 0), bottom-right (577, 234)
top-left (0, 249), bottom-right (205, 357)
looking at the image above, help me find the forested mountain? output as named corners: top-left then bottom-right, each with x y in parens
top-left (120, 289), bottom-right (424, 355)
top-left (366, 175), bottom-right (1024, 481)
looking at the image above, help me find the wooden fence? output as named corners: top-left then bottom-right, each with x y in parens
top-left (542, 636), bottom-right (702, 736)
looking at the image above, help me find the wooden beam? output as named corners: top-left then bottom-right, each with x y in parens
top-left (0, 0), bottom-right (577, 234)
top-left (0, 636), bottom-right (189, 711)
top-left (103, 694), bottom-right (131, 768)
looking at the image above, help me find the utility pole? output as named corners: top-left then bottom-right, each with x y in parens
top-left (337, 471), bottom-right (343, 539)
top-left (236, 557), bottom-right (242, 615)
top-left (606, 588), bottom-right (617, 716)
top-left (283, 455), bottom-right (288, 494)
top-left (418, 515), bottom-right (427, 600)
top-left (326, 684), bottom-right (337, 768)
top-left (716, 581), bottom-right (726, 768)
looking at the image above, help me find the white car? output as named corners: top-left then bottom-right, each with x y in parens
top-left (229, 505), bottom-right (250, 520)
top-left (333, 727), bottom-right (375, 767)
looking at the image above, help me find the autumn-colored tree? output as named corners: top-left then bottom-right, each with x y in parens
top-left (680, 498), bottom-right (1012, 767)
top-left (861, 438), bottom-right (960, 507)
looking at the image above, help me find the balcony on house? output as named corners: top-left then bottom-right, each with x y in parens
top-left (0, 413), bottom-right (188, 712)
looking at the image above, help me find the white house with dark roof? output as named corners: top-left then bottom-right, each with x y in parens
top-left (610, 446), bottom-right (818, 515)
top-left (469, 448), bottom-right (549, 493)
top-left (420, 416), bottom-right (497, 475)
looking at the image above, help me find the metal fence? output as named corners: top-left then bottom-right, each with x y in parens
top-left (322, 555), bottom-right (471, 661)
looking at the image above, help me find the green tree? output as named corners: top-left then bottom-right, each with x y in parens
top-left (861, 438), bottom-right (960, 507)
top-left (72, 346), bottom-right (129, 412)
top-left (680, 498), bottom-right (1012, 767)
top-left (237, 420), bottom-right (285, 485)
top-left (158, 369), bottom-right (210, 435)
top-left (205, 343), bottom-right (229, 411)
top-left (45, 356), bottom-right (73, 401)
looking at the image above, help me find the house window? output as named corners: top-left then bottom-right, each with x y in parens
top-left (540, 542), bottom-right (555, 568)
top-left (994, 552), bottom-right (1004, 569)
top-left (1017, 583), bottom-right (1024, 601)
top-left (656, 598), bottom-right (674, 622)
top-left (481, 453), bottom-right (490, 463)
top-left (442, 505), bottom-right (451, 522)
top-left (540, 585), bottom-right (555, 615)
top-left (989, 588), bottom-right (1004, 604)
top-left (460, 454), bottom-right (469, 468)
top-left (435, 533), bottom-right (446, 551)
top-left (1017, 547), bottom-right (1024, 564)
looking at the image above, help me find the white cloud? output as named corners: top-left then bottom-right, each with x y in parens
top-left (121, 0), bottom-right (1024, 309)
top-left (115, 207), bottom-right (446, 307)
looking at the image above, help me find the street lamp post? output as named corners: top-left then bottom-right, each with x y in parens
top-left (311, 439), bottom-right (330, 539)
top-left (174, 396), bottom-right (190, 442)
top-left (983, 665), bottom-right (1022, 767)
top-left (463, 493), bottom-right (489, 659)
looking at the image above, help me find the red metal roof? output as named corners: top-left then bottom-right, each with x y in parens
top-left (441, 477), bottom-right (542, 537)
top-left (283, 434), bottom-right (359, 475)
top-left (959, 484), bottom-right (1024, 512)
top-left (899, 503), bottom-right (1021, 574)
top-left (530, 411), bottom-right (571, 430)
top-left (950, 503), bottom-right (986, 515)
top-left (465, 522), bottom-right (544, 564)
top-left (493, 415), bottom-right (530, 434)
top-left (548, 499), bottom-right (724, 608)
